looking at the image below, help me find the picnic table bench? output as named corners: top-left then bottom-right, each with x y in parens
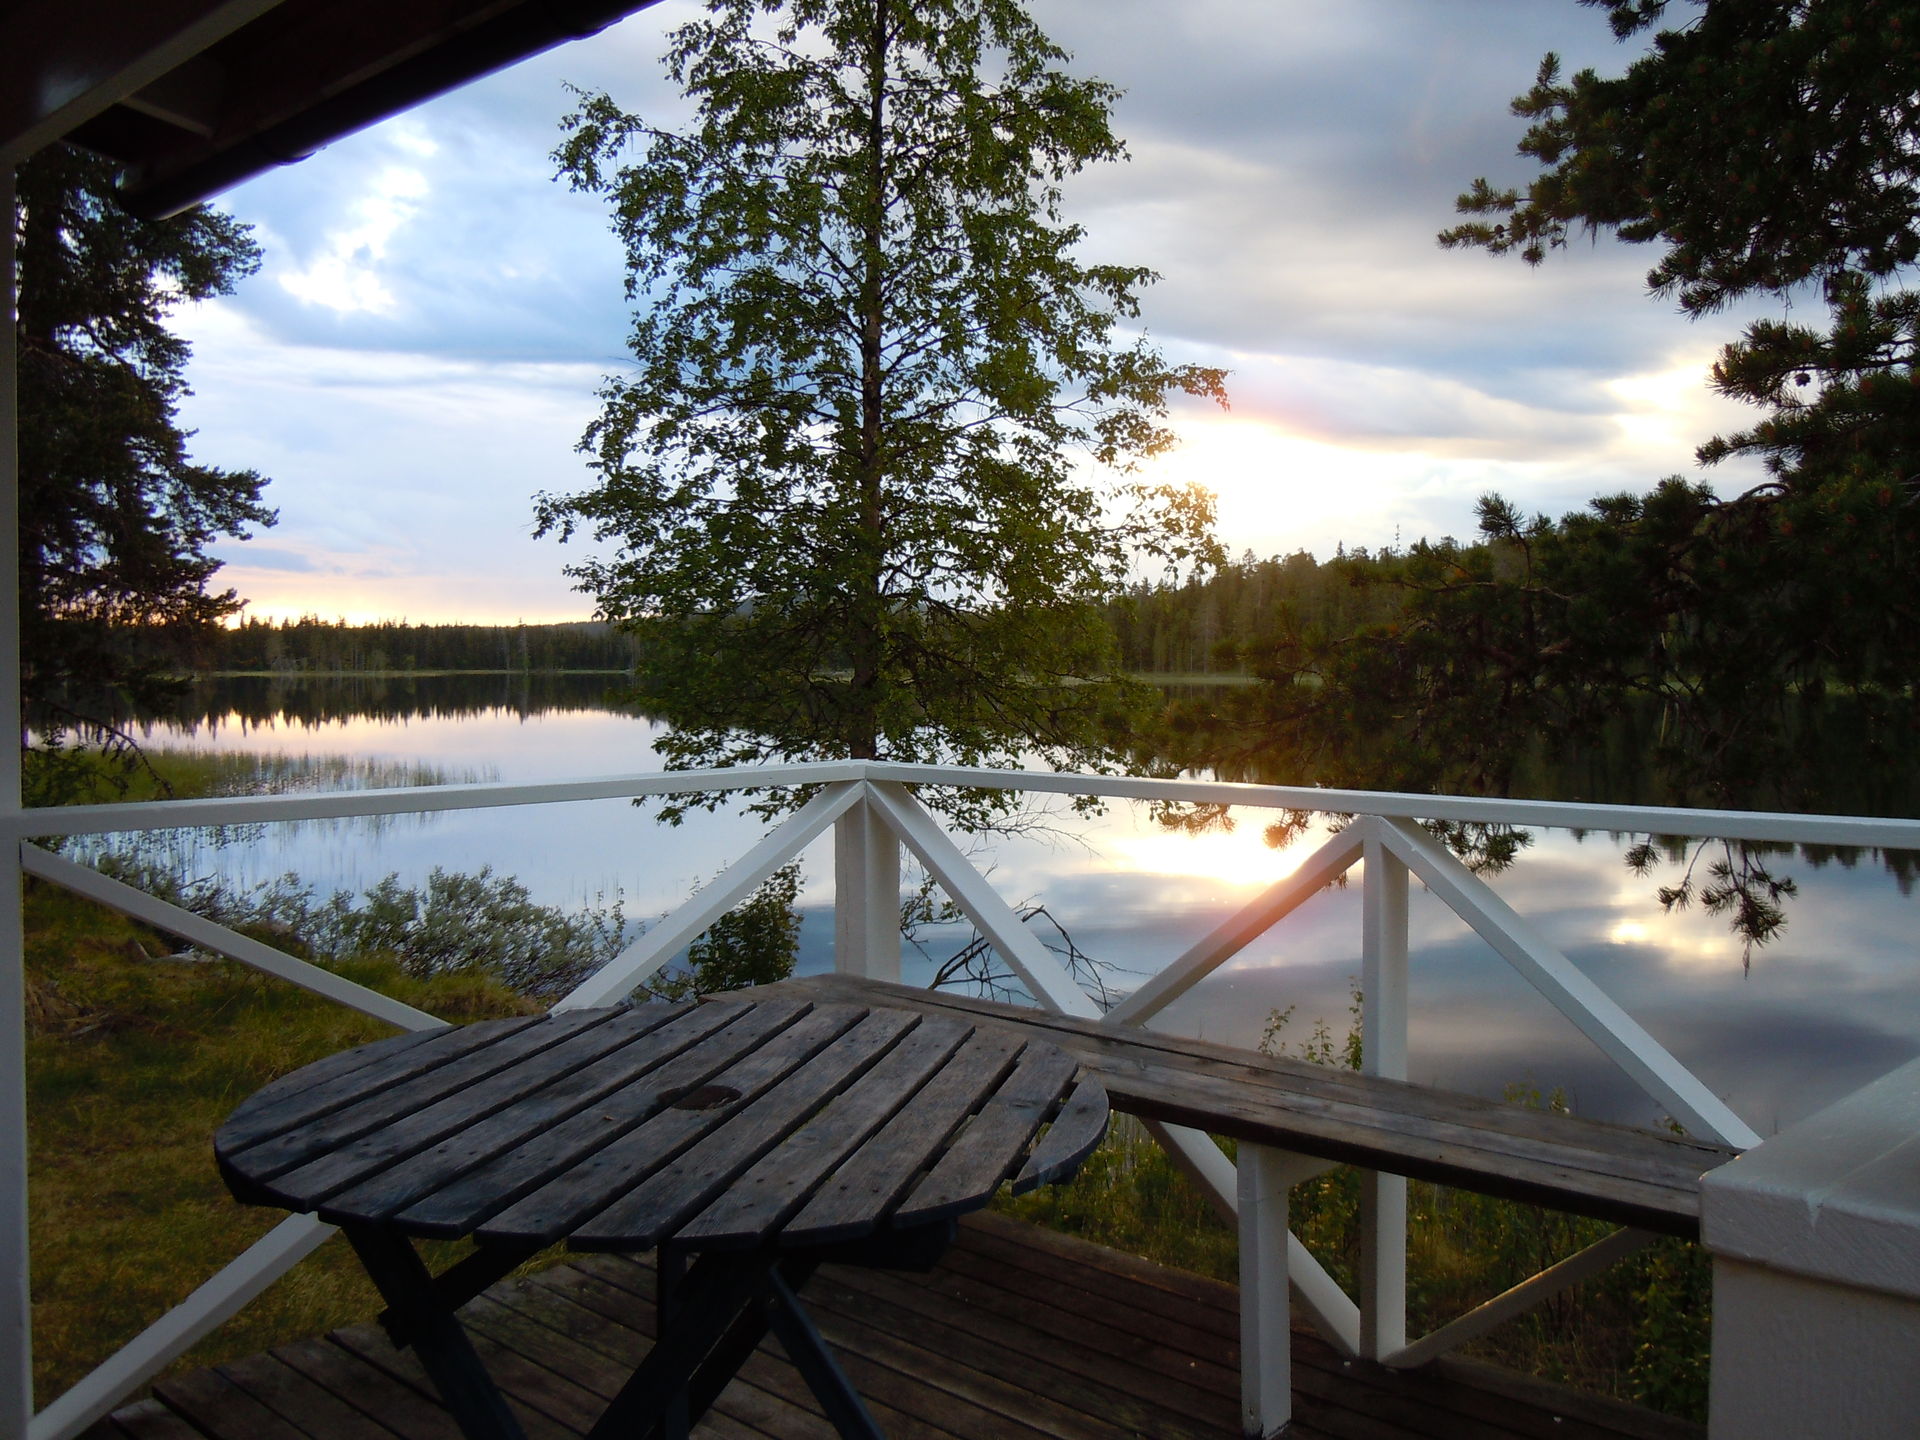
top-left (767, 974), bottom-right (1744, 1237)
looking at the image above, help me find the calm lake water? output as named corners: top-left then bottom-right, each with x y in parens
top-left (108, 674), bottom-right (1920, 1137)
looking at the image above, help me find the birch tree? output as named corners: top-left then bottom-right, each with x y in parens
top-left (539, 0), bottom-right (1225, 810)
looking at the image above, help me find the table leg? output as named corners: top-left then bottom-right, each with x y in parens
top-left (764, 1263), bottom-right (885, 1440)
top-left (609, 1251), bottom-right (882, 1440)
top-left (380, 1239), bottom-right (543, 1348)
top-left (680, 1254), bottom-right (817, 1424)
top-left (342, 1224), bottom-right (528, 1440)
top-left (588, 1252), bottom-right (771, 1440)
top-left (656, 1245), bottom-right (691, 1440)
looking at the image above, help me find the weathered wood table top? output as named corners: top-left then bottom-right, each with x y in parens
top-left (215, 994), bottom-right (1109, 1254)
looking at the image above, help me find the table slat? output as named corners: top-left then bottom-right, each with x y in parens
top-left (322, 1001), bottom-right (744, 1222)
top-left (260, 1006), bottom-right (682, 1207)
top-left (778, 1029), bottom-right (1024, 1248)
top-left (392, 998), bottom-right (815, 1238)
top-left (569, 1008), bottom-right (920, 1250)
top-left (675, 1014), bottom-right (975, 1249)
top-left (891, 1043), bottom-right (1079, 1228)
top-left (473, 1003), bottom-right (869, 1245)
top-left (218, 1018), bottom-right (534, 1154)
top-left (229, 1010), bottom-right (619, 1180)
top-left (1010, 1076), bottom-right (1110, 1196)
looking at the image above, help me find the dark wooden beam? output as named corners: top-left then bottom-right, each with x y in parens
top-left (5, 0), bottom-right (665, 215)
top-left (0, 0), bottom-right (285, 167)
top-left (111, 0), bottom-right (664, 217)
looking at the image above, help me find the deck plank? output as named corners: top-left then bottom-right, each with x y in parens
top-left (152, 1365), bottom-right (311, 1440)
top-left (111, 1213), bottom-right (1696, 1440)
top-left (217, 1351), bottom-right (405, 1439)
top-left (326, 1324), bottom-right (583, 1440)
top-left (272, 1335), bottom-right (467, 1440)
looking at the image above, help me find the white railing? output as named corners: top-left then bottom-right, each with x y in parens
top-left (5, 759), bottom-right (1919, 1440)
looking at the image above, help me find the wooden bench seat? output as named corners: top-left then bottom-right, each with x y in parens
top-left (759, 975), bottom-right (1742, 1237)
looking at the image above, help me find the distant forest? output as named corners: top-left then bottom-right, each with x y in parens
top-left (1107, 547), bottom-right (1407, 675)
top-left (201, 617), bottom-right (646, 674)
top-left (194, 549), bottom-right (1410, 678)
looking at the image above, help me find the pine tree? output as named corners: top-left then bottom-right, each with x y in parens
top-left (16, 142), bottom-right (274, 785)
top-left (1443, 0), bottom-right (1920, 492)
top-left (1369, 0), bottom-right (1920, 809)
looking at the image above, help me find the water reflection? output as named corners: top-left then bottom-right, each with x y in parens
top-left (101, 677), bottom-right (1920, 1134)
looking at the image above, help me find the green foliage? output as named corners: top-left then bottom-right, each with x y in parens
top-left (539, 0), bottom-right (1226, 817)
top-left (16, 143), bottom-right (275, 762)
top-left (1103, 546), bottom-right (1407, 678)
top-left (88, 853), bottom-right (627, 1001)
top-left (1444, 0), bottom-right (1920, 316)
top-left (647, 863), bottom-right (804, 999)
top-left (993, 1115), bottom-right (1236, 1280)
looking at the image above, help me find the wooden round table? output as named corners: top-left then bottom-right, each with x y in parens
top-left (216, 993), bottom-right (1109, 1440)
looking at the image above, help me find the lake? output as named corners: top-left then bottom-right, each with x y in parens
top-left (100, 673), bottom-right (1920, 1137)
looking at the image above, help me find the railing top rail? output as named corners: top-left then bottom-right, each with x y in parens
top-left (0, 760), bottom-right (870, 839)
top-left (861, 762), bottom-right (1920, 851)
top-left (6, 756), bottom-right (1919, 851)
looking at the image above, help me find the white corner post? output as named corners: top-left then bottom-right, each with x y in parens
top-left (833, 785), bottom-right (900, 982)
top-left (1359, 820), bottom-right (1409, 1360)
top-left (1238, 1144), bottom-right (1292, 1439)
top-left (1702, 1055), bottom-right (1920, 1438)
top-left (2, 160), bottom-right (33, 1440)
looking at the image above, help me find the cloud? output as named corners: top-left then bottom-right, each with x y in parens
top-left (173, 0), bottom-right (1778, 615)
top-left (274, 147), bottom-right (432, 315)
top-left (175, 304), bottom-right (607, 623)
top-left (220, 546), bottom-right (317, 574)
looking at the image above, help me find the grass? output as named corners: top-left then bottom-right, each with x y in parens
top-left (23, 878), bottom-right (544, 1408)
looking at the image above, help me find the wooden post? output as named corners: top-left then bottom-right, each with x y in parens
top-left (1, 160), bottom-right (30, 1440)
top-left (833, 791), bottom-right (899, 982)
top-left (1238, 1144), bottom-right (1291, 1439)
top-left (1359, 823), bottom-right (1409, 1359)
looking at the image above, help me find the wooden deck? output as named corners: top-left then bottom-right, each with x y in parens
top-left (85, 1214), bottom-right (1699, 1440)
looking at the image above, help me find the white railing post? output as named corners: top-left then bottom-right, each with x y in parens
top-left (1702, 1054), bottom-right (1920, 1437)
top-left (1238, 1145), bottom-right (1292, 1439)
top-left (1359, 820), bottom-right (1409, 1360)
top-left (833, 788), bottom-right (900, 983)
top-left (2, 160), bottom-right (32, 1440)
top-left (557, 781), bottom-right (864, 1011)
top-left (1, 849), bottom-right (25, 1440)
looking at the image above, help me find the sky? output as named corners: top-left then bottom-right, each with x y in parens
top-left (169, 0), bottom-right (1777, 625)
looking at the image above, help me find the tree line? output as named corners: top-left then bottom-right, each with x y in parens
top-left (167, 555), bottom-right (1406, 684)
top-left (193, 617), bottom-right (645, 675)
top-left (1104, 547), bottom-right (1407, 676)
